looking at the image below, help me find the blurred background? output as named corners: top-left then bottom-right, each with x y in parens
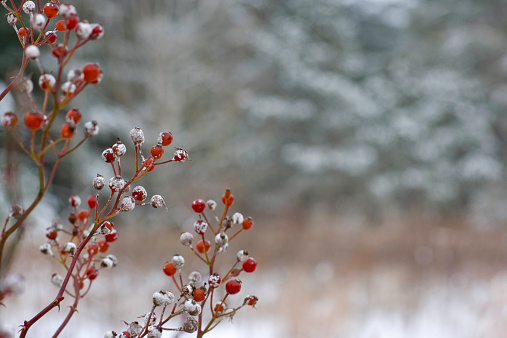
top-left (2, 0), bottom-right (507, 336)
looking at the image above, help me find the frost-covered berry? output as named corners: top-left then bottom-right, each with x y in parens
top-left (150, 195), bottom-right (165, 208)
top-left (75, 22), bottom-right (92, 40)
top-left (67, 69), bottom-right (83, 83)
top-left (132, 186), bottom-right (147, 202)
top-left (93, 174), bottom-right (105, 190)
top-left (69, 195), bottom-right (81, 208)
top-left (61, 82), bottom-right (76, 95)
top-left (44, 31), bottom-right (57, 44)
top-left (7, 13), bottom-right (17, 25)
top-left (59, 4), bottom-right (77, 19)
top-left (179, 232), bottom-right (193, 246)
top-left (84, 120), bottom-right (99, 137)
top-left (215, 233), bottom-right (228, 247)
top-left (51, 273), bottom-right (63, 287)
top-left (112, 141), bottom-right (126, 157)
top-left (188, 271), bottom-right (202, 284)
top-left (158, 131), bottom-right (173, 146)
top-left (126, 322), bottom-right (142, 338)
top-left (90, 23), bottom-right (104, 39)
top-left (100, 257), bottom-right (114, 269)
top-left (39, 242), bottom-right (53, 255)
top-left (31, 14), bottom-right (46, 31)
top-left (184, 299), bottom-right (201, 316)
top-left (19, 78), bottom-right (33, 94)
top-left (173, 148), bottom-right (189, 162)
top-left (206, 199), bottom-right (217, 210)
top-left (10, 204), bottom-right (24, 219)
top-left (214, 302), bottom-right (227, 315)
top-left (208, 273), bottom-right (221, 288)
top-left (120, 196), bottom-right (135, 212)
top-left (22, 1), bottom-right (35, 14)
top-left (193, 220), bottom-right (208, 235)
top-left (143, 312), bottom-right (157, 326)
top-left (2, 112), bottom-right (18, 129)
top-left (153, 290), bottom-right (175, 307)
top-left (25, 45), bottom-right (40, 59)
top-left (106, 254), bottom-right (118, 267)
top-left (172, 254), bottom-right (185, 269)
top-left (232, 212), bottom-right (244, 225)
top-left (39, 74), bottom-right (56, 91)
top-left (147, 327), bottom-right (162, 338)
top-left (237, 250), bottom-right (249, 262)
top-left (104, 331), bottom-right (117, 338)
top-left (63, 242), bottom-right (76, 255)
top-left (181, 317), bottom-right (198, 333)
top-left (109, 176), bottom-right (126, 192)
top-left (102, 148), bottom-right (117, 163)
top-left (130, 127), bottom-right (145, 146)
top-left (243, 295), bottom-right (258, 306)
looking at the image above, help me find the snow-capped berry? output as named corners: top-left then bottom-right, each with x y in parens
top-left (214, 302), bottom-right (226, 315)
top-left (39, 242), bottom-right (53, 255)
top-left (179, 232), bottom-right (193, 246)
top-left (184, 299), bottom-right (201, 316)
top-left (150, 195), bottom-right (165, 208)
top-left (39, 74), bottom-right (56, 91)
top-left (52, 44), bottom-right (68, 58)
top-left (219, 243), bottom-right (229, 253)
top-left (244, 295), bottom-right (258, 306)
top-left (87, 242), bottom-right (99, 256)
top-left (75, 22), bottom-right (92, 40)
top-left (237, 250), bottom-right (249, 262)
top-left (173, 148), bottom-right (189, 162)
top-left (215, 233), bottom-right (228, 247)
top-left (63, 242), bottom-right (76, 255)
top-left (22, 1), bottom-right (35, 14)
top-left (126, 322), bottom-right (142, 338)
top-left (196, 240), bottom-right (210, 253)
top-left (242, 217), bottom-right (254, 230)
top-left (192, 199), bottom-right (206, 213)
top-left (82, 63), bottom-right (102, 83)
top-left (7, 13), bottom-right (16, 25)
top-left (181, 317), bottom-right (198, 333)
top-left (147, 326), bottom-right (162, 338)
top-left (104, 331), bottom-right (117, 338)
top-left (66, 15), bottom-right (79, 30)
top-left (172, 254), bottom-right (185, 269)
top-left (143, 312), bottom-right (157, 327)
top-left (93, 174), bottom-right (105, 190)
top-left (31, 14), bottom-right (46, 31)
top-left (86, 267), bottom-right (99, 280)
top-left (60, 123), bottom-right (75, 139)
top-left (243, 258), bottom-right (257, 273)
top-left (193, 287), bottom-right (206, 302)
top-left (105, 229), bottom-right (119, 242)
top-left (188, 271), bottom-right (202, 284)
top-left (44, 31), bottom-right (57, 44)
top-left (225, 279), bottom-right (242, 295)
top-left (69, 195), bottom-right (81, 208)
top-left (193, 220), bottom-right (208, 235)
top-left (232, 212), bottom-right (244, 225)
top-left (84, 120), bottom-right (99, 137)
top-left (59, 4), bottom-right (77, 19)
top-left (158, 131), bottom-right (173, 146)
top-left (100, 256), bottom-right (114, 269)
top-left (51, 273), bottom-right (63, 287)
top-left (2, 112), bottom-right (18, 129)
top-left (150, 145), bottom-right (164, 159)
top-left (10, 204), bottom-right (24, 219)
top-left (132, 186), bottom-right (147, 202)
top-left (102, 148), bottom-right (116, 163)
top-left (120, 196), bottom-right (135, 212)
top-left (25, 45), bottom-right (40, 59)
top-left (20, 79), bottom-right (33, 94)
top-left (130, 127), bottom-right (145, 146)
top-left (24, 111), bottom-right (44, 130)
top-left (61, 82), bottom-right (76, 94)
top-left (208, 273), bottom-right (221, 288)
top-left (106, 254), bottom-right (118, 267)
top-left (65, 108), bottom-right (81, 125)
top-left (109, 176), bottom-right (126, 192)
top-left (162, 262), bottom-right (177, 277)
top-left (67, 69), bottom-right (83, 82)
top-left (112, 141), bottom-right (126, 157)
top-left (46, 227), bottom-right (57, 240)
top-left (89, 23), bottom-right (104, 39)
top-left (43, 2), bottom-right (59, 18)
top-left (153, 290), bottom-right (175, 307)
top-left (207, 199), bottom-right (217, 210)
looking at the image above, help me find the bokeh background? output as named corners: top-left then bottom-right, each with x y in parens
top-left (2, 0), bottom-right (507, 336)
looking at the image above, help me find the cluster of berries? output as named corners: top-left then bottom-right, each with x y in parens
top-left (106, 190), bottom-right (258, 337)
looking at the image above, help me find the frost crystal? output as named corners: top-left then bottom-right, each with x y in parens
top-left (101, 257), bottom-right (114, 269)
top-left (7, 13), bottom-right (16, 25)
top-left (61, 82), bottom-right (76, 94)
top-left (182, 317), bottom-right (198, 333)
top-left (59, 4), bottom-right (77, 19)
top-left (38, 74), bottom-right (56, 91)
top-left (63, 242), bottom-right (76, 255)
top-left (67, 69), bottom-right (83, 83)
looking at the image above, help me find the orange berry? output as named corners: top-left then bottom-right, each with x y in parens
top-left (24, 111), bottom-right (44, 130)
top-left (162, 262), bottom-right (177, 277)
top-left (60, 123), bottom-right (75, 139)
top-left (196, 239), bottom-right (211, 254)
top-left (193, 288), bottom-right (206, 302)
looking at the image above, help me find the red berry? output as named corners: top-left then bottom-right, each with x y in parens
top-left (46, 227), bottom-right (57, 240)
top-left (66, 108), bottom-right (81, 124)
top-left (243, 258), bottom-right (257, 273)
top-left (24, 111), bottom-right (44, 130)
top-left (244, 295), bottom-right (258, 306)
top-left (44, 3), bottom-right (59, 19)
top-left (77, 209), bottom-right (89, 222)
top-left (105, 229), bottom-right (118, 242)
top-left (225, 279), bottom-right (242, 295)
top-left (60, 123), bottom-right (75, 139)
top-left (56, 20), bottom-right (66, 32)
top-left (66, 15), bottom-right (79, 30)
top-left (158, 132), bottom-right (173, 146)
top-left (132, 186), bottom-right (147, 202)
top-left (162, 262), bottom-right (177, 277)
top-left (19, 27), bottom-right (27, 37)
top-left (193, 288), bottom-right (206, 302)
top-left (97, 239), bottom-right (109, 253)
top-left (44, 31), bottom-right (57, 44)
top-left (82, 63), bottom-right (102, 83)
top-left (196, 240), bottom-right (211, 254)
top-left (101, 148), bottom-right (116, 163)
top-left (87, 242), bottom-right (99, 256)
top-left (150, 145), bottom-right (164, 159)
top-left (173, 148), bottom-right (188, 162)
top-left (52, 44), bottom-right (68, 58)
top-left (2, 112), bottom-right (18, 129)
top-left (89, 24), bottom-right (104, 39)
top-left (192, 199), bottom-right (206, 213)
top-left (86, 267), bottom-right (99, 280)
top-left (222, 193), bottom-right (234, 207)
top-left (242, 217), bottom-right (253, 230)
top-left (87, 195), bottom-right (97, 209)
top-left (69, 195), bottom-right (81, 207)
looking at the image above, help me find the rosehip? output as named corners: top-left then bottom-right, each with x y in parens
top-left (243, 258), bottom-right (257, 273)
top-left (87, 195), bottom-right (97, 209)
top-left (132, 186), bottom-right (147, 202)
top-left (89, 24), bottom-right (104, 40)
top-left (162, 262), bottom-right (177, 277)
top-left (66, 15), bottom-right (79, 30)
top-left (52, 44), bottom-right (68, 58)
top-left (158, 131), bottom-right (173, 146)
top-left (222, 192), bottom-right (234, 207)
top-left (66, 108), bottom-right (81, 124)
top-left (105, 228), bottom-right (119, 242)
top-left (19, 27), bottom-right (27, 37)
top-left (225, 279), bottom-right (242, 295)
top-left (46, 227), bottom-right (57, 240)
top-left (102, 148), bottom-right (116, 163)
top-left (60, 123), bottom-right (75, 139)
top-left (242, 217), bottom-right (254, 230)
top-left (43, 2), bottom-right (59, 18)
top-left (2, 112), bottom-right (18, 129)
top-left (150, 145), bottom-right (164, 159)
top-left (196, 240), bottom-right (211, 253)
top-left (243, 295), bottom-right (258, 306)
top-left (24, 111), bottom-right (44, 130)
top-left (68, 195), bottom-right (81, 208)
top-left (192, 199), bottom-right (206, 213)
top-left (82, 63), bottom-right (102, 83)
top-left (56, 20), bottom-right (66, 32)
top-left (44, 31), bottom-right (57, 44)
top-left (193, 287), bottom-right (206, 302)
top-left (97, 239), bottom-right (109, 253)
top-left (86, 267), bottom-right (99, 280)
top-left (173, 148), bottom-right (188, 162)
top-left (77, 209), bottom-right (89, 222)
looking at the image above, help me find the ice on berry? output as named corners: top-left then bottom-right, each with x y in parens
top-left (150, 195), bottom-right (165, 208)
top-left (22, 1), bottom-right (35, 14)
top-left (193, 220), bottom-right (208, 234)
top-left (172, 254), bottom-right (185, 269)
top-left (25, 45), bottom-right (40, 59)
top-left (152, 290), bottom-right (175, 307)
top-left (51, 273), bottom-right (63, 287)
top-left (120, 196), bottom-right (135, 212)
top-left (179, 232), bottom-right (193, 246)
top-left (108, 176), bottom-right (126, 192)
top-left (129, 127), bottom-right (145, 146)
top-left (84, 120), bottom-right (99, 137)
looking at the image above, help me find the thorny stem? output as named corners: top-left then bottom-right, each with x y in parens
top-left (52, 292), bottom-right (80, 338)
